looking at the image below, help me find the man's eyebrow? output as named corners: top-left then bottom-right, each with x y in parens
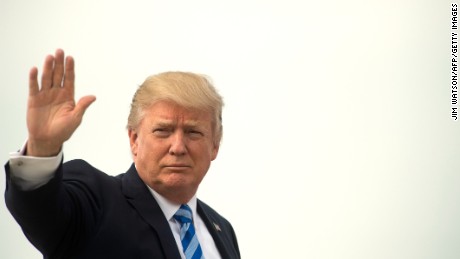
top-left (183, 120), bottom-right (200, 127)
top-left (155, 120), bottom-right (173, 126)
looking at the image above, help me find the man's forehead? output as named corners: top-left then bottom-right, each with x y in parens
top-left (154, 118), bottom-right (200, 126)
top-left (144, 101), bottom-right (213, 125)
top-left (148, 113), bottom-right (212, 127)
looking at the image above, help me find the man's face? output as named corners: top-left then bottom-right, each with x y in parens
top-left (129, 101), bottom-right (219, 204)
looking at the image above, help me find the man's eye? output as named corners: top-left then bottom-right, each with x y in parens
top-left (187, 130), bottom-right (203, 138)
top-left (153, 128), bottom-right (171, 137)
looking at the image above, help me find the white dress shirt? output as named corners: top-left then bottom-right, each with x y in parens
top-left (147, 187), bottom-right (221, 259)
top-left (8, 147), bottom-right (221, 259)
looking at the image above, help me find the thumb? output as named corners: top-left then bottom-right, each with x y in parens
top-left (74, 95), bottom-right (96, 118)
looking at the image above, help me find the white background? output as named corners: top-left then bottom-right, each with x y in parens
top-left (1, 0), bottom-right (459, 258)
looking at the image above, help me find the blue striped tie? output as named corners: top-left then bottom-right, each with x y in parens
top-left (173, 204), bottom-right (204, 259)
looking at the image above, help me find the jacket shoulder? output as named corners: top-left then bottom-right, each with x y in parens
top-left (62, 159), bottom-right (120, 183)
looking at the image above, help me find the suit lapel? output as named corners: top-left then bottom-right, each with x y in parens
top-left (197, 201), bottom-right (232, 259)
top-left (120, 164), bottom-right (181, 259)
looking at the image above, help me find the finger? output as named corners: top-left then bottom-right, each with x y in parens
top-left (52, 49), bottom-right (65, 88)
top-left (29, 67), bottom-right (39, 96)
top-left (63, 56), bottom-right (75, 96)
top-left (74, 95), bottom-right (96, 119)
top-left (41, 55), bottom-right (55, 89)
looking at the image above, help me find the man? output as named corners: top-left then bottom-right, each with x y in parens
top-left (4, 49), bottom-right (240, 259)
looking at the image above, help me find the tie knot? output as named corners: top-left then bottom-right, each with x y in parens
top-left (174, 204), bottom-right (193, 224)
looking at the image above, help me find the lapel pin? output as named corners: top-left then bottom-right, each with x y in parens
top-left (213, 222), bottom-right (222, 232)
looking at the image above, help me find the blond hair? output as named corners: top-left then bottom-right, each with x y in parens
top-left (127, 71), bottom-right (223, 145)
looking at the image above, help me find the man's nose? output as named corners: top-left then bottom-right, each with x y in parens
top-left (169, 132), bottom-right (187, 156)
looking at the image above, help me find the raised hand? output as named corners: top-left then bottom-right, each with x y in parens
top-left (26, 49), bottom-right (96, 157)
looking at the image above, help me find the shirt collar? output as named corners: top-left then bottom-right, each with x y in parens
top-left (145, 185), bottom-right (198, 221)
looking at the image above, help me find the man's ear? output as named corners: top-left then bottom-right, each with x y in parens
top-left (211, 143), bottom-right (220, 161)
top-left (128, 129), bottom-right (138, 157)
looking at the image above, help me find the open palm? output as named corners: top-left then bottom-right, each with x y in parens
top-left (26, 49), bottom-right (96, 157)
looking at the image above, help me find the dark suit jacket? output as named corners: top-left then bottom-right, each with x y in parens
top-left (4, 159), bottom-right (240, 259)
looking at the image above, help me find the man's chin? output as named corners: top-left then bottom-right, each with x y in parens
top-left (162, 174), bottom-right (194, 187)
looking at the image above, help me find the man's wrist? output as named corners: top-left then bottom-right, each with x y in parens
top-left (26, 139), bottom-right (62, 157)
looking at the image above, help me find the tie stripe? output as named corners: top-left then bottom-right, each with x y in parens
top-left (174, 205), bottom-right (204, 259)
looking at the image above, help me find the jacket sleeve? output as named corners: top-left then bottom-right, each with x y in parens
top-left (4, 159), bottom-right (103, 258)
